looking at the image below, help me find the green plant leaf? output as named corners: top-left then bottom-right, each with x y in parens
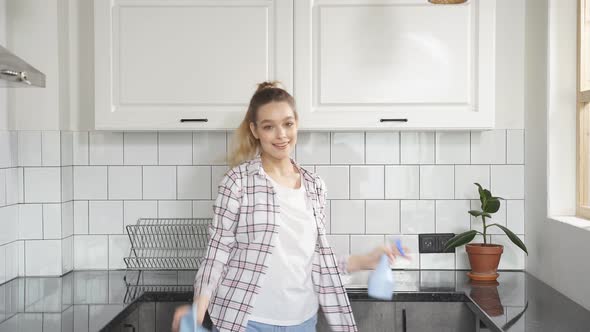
top-left (468, 210), bottom-right (483, 217)
top-left (493, 224), bottom-right (528, 255)
top-left (485, 198), bottom-right (501, 214)
top-left (482, 212), bottom-right (492, 218)
top-left (443, 230), bottom-right (478, 251)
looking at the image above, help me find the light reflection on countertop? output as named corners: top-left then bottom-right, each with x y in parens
top-left (0, 270), bottom-right (589, 332)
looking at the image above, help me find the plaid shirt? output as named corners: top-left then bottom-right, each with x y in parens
top-left (194, 157), bottom-right (357, 332)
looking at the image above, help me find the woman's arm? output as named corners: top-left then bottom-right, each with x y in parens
top-left (193, 172), bottom-right (241, 323)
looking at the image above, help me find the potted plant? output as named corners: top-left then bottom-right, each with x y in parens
top-left (444, 183), bottom-right (528, 281)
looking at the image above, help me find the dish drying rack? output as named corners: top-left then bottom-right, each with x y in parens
top-left (123, 218), bottom-right (211, 302)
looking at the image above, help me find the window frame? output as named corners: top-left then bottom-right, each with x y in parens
top-left (577, 0), bottom-right (590, 219)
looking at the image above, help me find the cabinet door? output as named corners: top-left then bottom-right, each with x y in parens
top-left (95, 0), bottom-right (293, 130)
top-left (294, 0), bottom-right (496, 130)
top-left (395, 302), bottom-right (476, 332)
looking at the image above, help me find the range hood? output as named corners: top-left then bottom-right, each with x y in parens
top-left (0, 45), bottom-right (45, 88)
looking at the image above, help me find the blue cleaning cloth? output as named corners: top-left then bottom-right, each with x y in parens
top-left (179, 304), bottom-right (211, 332)
top-left (367, 254), bottom-right (394, 301)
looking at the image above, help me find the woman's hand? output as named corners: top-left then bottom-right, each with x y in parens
top-left (347, 243), bottom-right (410, 272)
top-left (171, 295), bottom-right (210, 332)
top-left (171, 304), bottom-right (191, 332)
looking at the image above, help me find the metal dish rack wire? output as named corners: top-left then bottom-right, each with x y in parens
top-left (123, 218), bottom-right (212, 302)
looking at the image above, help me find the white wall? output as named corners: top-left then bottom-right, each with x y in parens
top-left (0, 0), bottom-right (7, 130)
top-left (525, 0), bottom-right (590, 311)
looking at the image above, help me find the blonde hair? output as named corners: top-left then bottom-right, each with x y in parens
top-left (228, 81), bottom-right (297, 167)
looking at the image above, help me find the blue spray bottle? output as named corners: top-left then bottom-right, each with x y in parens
top-left (367, 239), bottom-right (405, 301)
top-left (179, 304), bottom-right (211, 332)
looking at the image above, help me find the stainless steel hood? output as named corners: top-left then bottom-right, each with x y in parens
top-left (0, 45), bottom-right (45, 88)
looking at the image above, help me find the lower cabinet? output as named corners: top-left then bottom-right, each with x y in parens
top-left (317, 301), bottom-right (476, 332)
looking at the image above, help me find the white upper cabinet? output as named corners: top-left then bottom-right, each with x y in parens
top-left (94, 0), bottom-right (293, 130)
top-left (294, 0), bottom-right (496, 130)
top-left (95, 0), bottom-right (495, 130)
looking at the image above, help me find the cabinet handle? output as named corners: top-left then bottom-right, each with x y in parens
top-left (380, 118), bottom-right (408, 122)
top-left (180, 118), bottom-right (208, 123)
top-left (123, 323), bottom-right (136, 332)
top-left (402, 308), bottom-right (407, 332)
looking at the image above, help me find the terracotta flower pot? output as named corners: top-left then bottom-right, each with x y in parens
top-left (466, 243), bottom-right (503, 282)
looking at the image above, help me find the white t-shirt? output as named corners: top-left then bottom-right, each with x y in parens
top-left (249, 175), bottom-right (319, 326)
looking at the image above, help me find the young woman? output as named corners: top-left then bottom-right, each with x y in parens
top-left (172, 81), bottom-right (406, 332)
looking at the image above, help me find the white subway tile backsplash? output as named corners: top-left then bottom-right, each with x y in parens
top-left (73, 201), bottom-right (89, 235)
top-left (5, 168), bottom-right (19, 206)
top-left (211, 166), bottom-right (229, 199)
top-left (123, 201), bottom-right (157, 227)
top-left (62, 201), bottom-right (74, 237)
top-left (350, 235), bottom-right (385, 256)
top-left (0, 169), bottom-right (5, 206)
top-left (5, 241), bottom-right (19, 281)
top-left (193, 132), bottom-right (227, 165)
top-left (470, 199), bottom-right (507, 235)
top-left (0, 131), bottom-right (11, 168)
top-left (24, 167), bottom-right (61, 203)
top-left (61, 131), bottom-right (73, 166)
top-left (61, 166), bottom-right (73, 202)
top-left (89, 201), bottom-right (123, 235)
top-left (0, 245), bottom-right (5, 284)
top-left (331, 132), bottom-right (364, 164)
top-left (41, 131), bottom-right (61, 166)
top-left (158, 132), bottom-right (192, 165)
top-left (72, 132), bottom-right (89, 165)
top-left (108, 235), bottom-right (130, 270)
top-left (366, 200), bottom-right (399, 234)
top-left (400, 200), bottom-right (435, 234)
top-left (492, 234), bottom-right (526, 270)
top-left (435, 132), bottom-right (470, 164)
top-left (507, 200), bottom-right (525, 234)
top-left (74, 236), bottom-right (108, 270)
top-left (316, 166), bottom-right (349, 199)
top-left (0, 206), bottom-right (18, 245)
top-left (123, 132), bottom-right (158, 165)
top-left (73, 167), bottom-right (107, 200)
top-left (435, 200), bottom-right (471, 234)
top-left (62, 237), bottom-right (73, 274)
top-left (471, 130), bottom-right (506, 164)
top-left (325, 235), bottom-right (350, 257)
top-left (43, 204), bottom-right (62, 239)
top-left (107, 166), bottom-right (142, 200)
top-left (158, 200), bottom-right (192, 218)
top-left (365, 132), bottom-right (400, 164)
top-left (454, 165), bottom-right (490, 199)
top-left (142, 166), bottom-right (176, 199)
top-left (18, 131), bottom-right (41, 166)
top-left (9, 131), bottom-right (18, 167)
top-left (385, 166), bottom-right (419, 199)
top-left (89, 132), bottom-right (123, 165)
top-left (192, 201), bottom-right (214, 219)
top-left (17, 168), bottom-right (24, 204)
top-left (491, 165), bottom-right (524, 199)
top-left (325, 200), bottom-right (331, 233)
top-left (331, 200), bottom-right (365, 234)
top-left (350, 166), bottom-right (384, 199)
top-left (25, 240), bottom-right (61, 276)
top-left (506, 130), bottom-right (524, 164)
top-left (295, 132), bottom-right (331, 164)
top-left (401, 132), bottom-right (434, 164)
top-left (420, 165), bottom-right (454, 199)
top-left (177, 166), bottom-right (211, 199)
top-left (19, 204), bottom-right (43, 239)
top-left (420, 253), bottom-right (455, 270)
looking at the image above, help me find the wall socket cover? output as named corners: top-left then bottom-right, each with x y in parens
top-left (419, 233), bottom-right (456, 253)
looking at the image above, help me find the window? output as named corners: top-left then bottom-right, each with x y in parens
top-left (578, 0), bottom-right (590, 219)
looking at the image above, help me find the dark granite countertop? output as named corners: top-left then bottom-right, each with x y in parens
top-left (0, 270), bottom-right (589, 332)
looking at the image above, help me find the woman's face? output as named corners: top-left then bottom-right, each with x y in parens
top-left (250, 101), bottom-right (297, 161)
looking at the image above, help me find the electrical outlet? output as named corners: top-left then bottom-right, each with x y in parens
top-left (419, 233), bottom-right (456, 253)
